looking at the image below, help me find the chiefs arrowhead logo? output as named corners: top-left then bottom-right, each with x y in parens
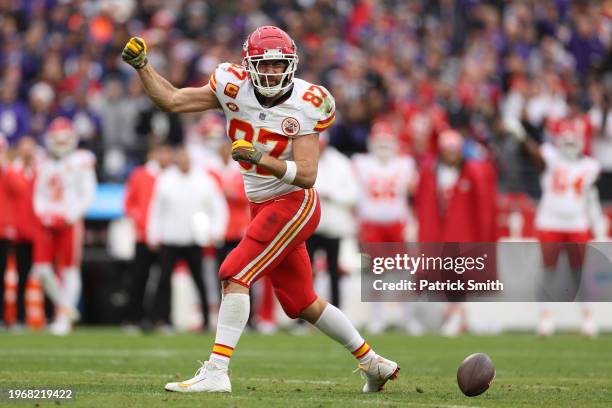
top-left (226, 102), bottom-right (239, 112)
top-left (281, 117), bottom-right (300, 136)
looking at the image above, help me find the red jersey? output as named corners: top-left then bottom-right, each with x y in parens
top-left (124, 161), bottom-right (161, 243)
top-left (416, 159), bottom-right (497, 242)
top-left (208, 161), bottom-right (250, 242)
top-left (0, 163), bottom-right (15, 240)
top-left (4, 160), bottom-right (39, 242)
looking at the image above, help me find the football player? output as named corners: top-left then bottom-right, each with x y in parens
top-left (123, 26), bottom-right (400, 393)
top-left (353, 122), bottom-right (417, 244)
top-left (353, 123), bottom-right (424, 335)
top-left (32, 117), bottom-right (97, 335)
top-left (506, 116), bottom-right (602, 337)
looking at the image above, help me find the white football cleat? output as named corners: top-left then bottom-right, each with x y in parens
top-left (48, 316), bottom-right (72, 336)
top-left (355, 355), bottom-right (400, 392)
top-left (165, 360), bottom-right (231, 393)
top-left (366, 319), bottom-right (389, 335)
top-left (441, 312), bottom-right (464, 337)
top-left (580, 318), bottom-right (598, 338)
top-left (537, 316), bottom-right (555, 337)
top-left (404, 319), bottom-right (426, 336)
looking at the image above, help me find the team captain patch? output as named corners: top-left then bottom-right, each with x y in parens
top-left (281, 117), bottom-right (300, 136)
top-left (224, 83), bottom-right (240, 99)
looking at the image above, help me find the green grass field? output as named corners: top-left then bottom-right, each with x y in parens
top-left (1, 328), bottom-right (611, 407)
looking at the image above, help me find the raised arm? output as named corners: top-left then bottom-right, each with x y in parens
top-left (122, 37), bottom-right (220, 113)
top-left (504, 117), bottom-right (545, 171)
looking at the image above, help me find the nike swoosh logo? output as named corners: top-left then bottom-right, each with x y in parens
top-left (179, 378), bottom-right (206, 388)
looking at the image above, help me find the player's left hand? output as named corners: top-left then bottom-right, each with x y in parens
top-left (231, 139), bottom-right (263, 164)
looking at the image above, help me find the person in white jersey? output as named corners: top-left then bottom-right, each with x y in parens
top-left (506, 116), bottom-right (603, 337)
top-left (32, 117), bottom-right (97, 335)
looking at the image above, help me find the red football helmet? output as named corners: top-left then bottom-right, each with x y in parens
top-left (242, 26), bottom-right (298, 97)
top-left (549, 118), bottom-right (585, 160)
top-left (45, 117), bottom-right (78, 157)
top-left (368, 122), bottom-right (399, 161)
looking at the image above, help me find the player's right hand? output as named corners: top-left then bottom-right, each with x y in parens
top-left (122, 37), bottom-right (148, 69)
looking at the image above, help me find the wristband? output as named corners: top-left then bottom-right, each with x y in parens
top-left (281, 161), bottom-right (297, 184)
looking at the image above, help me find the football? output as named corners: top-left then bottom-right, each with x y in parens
top-left (456, 353), bottom-right (496, 397)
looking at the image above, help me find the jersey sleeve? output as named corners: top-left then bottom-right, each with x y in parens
top-left (351, 154), bottom-right (367, 181)
top-left (209, 62), bottom-right (249, 106)
top-left (587, 158), bottom-right (601, 185)
top-left (540, 143), bottom-right (556, 166)
top-left (403, 156), bottom-right (418, 189)
top-left (75, 150), bottom-right (96, 168)
top-left (301, 84), bottom-right (336, 135)
top-left (66, 151), bottom-right (97, 223)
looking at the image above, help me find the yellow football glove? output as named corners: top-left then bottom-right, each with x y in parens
top-left (231, 139), bottom-right (263, 164)
top-left (122, 37), bottom-right (148, 69)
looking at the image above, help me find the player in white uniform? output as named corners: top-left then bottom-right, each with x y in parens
top-left (505, 117), bottom-right (603, 337)
top-left (123, 26), bottom-right (399, 394)
top-left (353, 122), bottom-right (417, 243)
top-left (32, 117), bottom-right (97, 335)
top-left (353, 123), bottom-right (423, 335)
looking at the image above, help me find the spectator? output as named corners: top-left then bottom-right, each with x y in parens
top-left (147, 147), bottom-right (228, 331)
top-left (415, 129), bottom-right (497, 336)
top-left (122, 143), bottom-right (173, 331)
top-left (28, 82), bottom-right (55, 140)
top-left (4, 136), bottom-right (41, 329)
top-left (589, 85), bottom-right (612, 199)
top-left (0, 133), bottom-right (12, 326)
top-left (416, 129), bottom-right (497, 243)
top-left (0, 0), bottom-right (608, 190)
top-left (307, 132), bottom-right (358, 308)
top-left (0, 78), bottom-right (30, 145)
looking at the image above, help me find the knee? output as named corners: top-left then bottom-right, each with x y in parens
top-left (32, 263), bottom-right (53, 278)
top-left (222, 280), bottom-right (249, 295)
top-left (298, 297), bottom-right (327, 323)
top-left (272, 296), bottom-right (324, 322)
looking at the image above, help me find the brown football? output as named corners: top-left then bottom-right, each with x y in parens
top-left (457, 353), bottom-right (495, 397)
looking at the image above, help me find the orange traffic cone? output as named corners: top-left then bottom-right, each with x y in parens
top-left (3, 254), bottom-right (17, 326)
top-left (25, 277), bottom-right (46, 330)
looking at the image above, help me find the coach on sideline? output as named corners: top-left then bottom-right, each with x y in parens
top-left (147, 146), bottom-right (228, 331)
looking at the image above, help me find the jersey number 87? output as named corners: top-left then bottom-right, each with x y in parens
top-left (228, 118), bottom-right (288, 175)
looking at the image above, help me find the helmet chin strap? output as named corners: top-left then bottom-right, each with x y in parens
top-left (254, 83), bottom-right (294, 108)
top-left (260, 82), bottom-right (292, 98)
top-left (253, 72), bottom-right (292, 97)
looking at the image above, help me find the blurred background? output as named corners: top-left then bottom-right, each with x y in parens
top-left (1, 0), bottom-right (612, 336)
